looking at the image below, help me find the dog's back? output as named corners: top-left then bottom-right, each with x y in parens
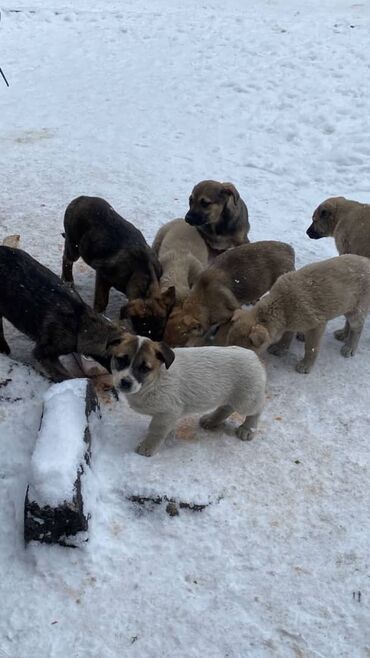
top-left (264, 254), bottom-right (370, 327)
top-left (0, 246), bottom-right (82, 340)
top-left (64, 196), bottom-right (147, 262)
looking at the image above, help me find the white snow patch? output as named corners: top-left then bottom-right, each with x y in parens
top-left (29, 379), bottom-right (89, 507)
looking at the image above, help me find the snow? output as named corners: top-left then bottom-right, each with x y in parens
top-left (1, 1), bottom-right (370, 657)
top-left (29, 379), bottom-right (90, 507)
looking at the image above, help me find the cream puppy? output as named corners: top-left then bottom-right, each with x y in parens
top-left (111, 334), bottom-right (266, 456)
top-left (227, 254), bottom-right (370, 374)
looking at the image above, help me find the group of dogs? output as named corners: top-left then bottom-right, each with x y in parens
top-left (1, 180), bottom-right (370, 456)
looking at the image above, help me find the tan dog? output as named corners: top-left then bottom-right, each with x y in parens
top-left (121, 219), bottom-right (209, 340)
top-left (185, 180), bottom-right (250, 251)
top-left (163, 241), bottom-right (295, 347)
top-left (227, 254), bottom-right (370, 374)
top-left (306, 196), bottom-right (370, 257)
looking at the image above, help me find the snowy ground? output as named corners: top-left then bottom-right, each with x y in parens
top-left (1, 0), bottom-right (370, 656)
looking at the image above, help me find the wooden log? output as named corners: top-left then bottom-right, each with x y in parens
top-left (24, 379), bottom-right (100, 547)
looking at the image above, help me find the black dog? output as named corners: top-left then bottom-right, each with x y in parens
top-left (0, 246), bottom-right (124, 381)
top-left (62, 196), bottom-right (162, 312)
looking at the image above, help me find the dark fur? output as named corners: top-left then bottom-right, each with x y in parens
top-left (185, 180), bottom-right (250, 251)
top-left (62, 196), bottom-right (162, 312)
top-left (0, 246), bottom-right (123, 380)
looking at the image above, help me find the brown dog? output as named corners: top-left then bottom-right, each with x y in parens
top-left (62, 196), bottom-right (162, 312)
top-left (306, 196), bottom-right (370, 257)
top-left (121, 219), bottom-right (209, 340)
top-left (163, 241), bottom-right (295, 347)
top-left (227, 254), bottom-right (370, 374)
top-left (185, 180), bottom-right (250, 251)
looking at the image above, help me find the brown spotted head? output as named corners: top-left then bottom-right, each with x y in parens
top-left (120, 287), bottom-right (176, 341)
top-left (185, 180), bottom-right (240, 229)
top-left (227, 309), bottom-right (271, 353)
top-left (111, 334), bottom-right (175, 394)
top-left (163, 306), bottom-right (205, 347)
top-left (306, 197), bottom-right (345, 239)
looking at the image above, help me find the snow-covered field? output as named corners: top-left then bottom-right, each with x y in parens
top-left (1, 1), bottom-right (370, 656)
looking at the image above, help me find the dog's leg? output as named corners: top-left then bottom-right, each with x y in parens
top-left (94, 271), bottom-right (111, 312)
top-left (267, 331), bottom-right (294, 356)
top-left (62, 237), bottom-right (79, 285)
top-left (341, 312), bottom-right (365, 357)
top-left (199, 404), bottom-right (233, 430)
top-left (334, 320), bottom-right (350, 342)
top-left (0, 316), bottom-right (10, 355)
top-left (295, 324), bottom-right (326, 374)
top-left (136, 414), bottom-right (177, 457)
top-left (236, 413), bottom-right (260, 441)
top-left (33, 345), bottom-right (72, 382)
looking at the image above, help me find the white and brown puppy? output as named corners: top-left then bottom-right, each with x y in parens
top-left (121, 219), bottom-right (209, 339)
top-left (185, 180), bottom-right (250, 251)
top-left (111, 334), bottom-right (266, 456)
top-left (306, 196), bottom-right (370, 257)
top-left (227, 255), bottom-right (370, 374)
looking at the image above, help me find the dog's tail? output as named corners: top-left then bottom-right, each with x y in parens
top-left (2, 234), bottom-right (20, 248)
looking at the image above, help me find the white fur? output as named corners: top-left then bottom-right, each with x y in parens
top-left (114, 345), bottom-right (266, 456)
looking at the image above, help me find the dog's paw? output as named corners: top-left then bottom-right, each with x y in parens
top-left (199, 414), bottom-right (218, 430)
top-left (267, 343), bottom-right (286, 357)
top-left (295, 360), bottom-right (311, 374)
top-left (334, 328), bottom-right (347, 342)
top-left (340, 344), bottom-right (355, 358)
top-left (235, 426), bottom-right (255, 441)
top-left (135, 441), bottom-right (155, 457)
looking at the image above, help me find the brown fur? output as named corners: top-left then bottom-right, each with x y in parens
top-left (121, 219), bottom-right (209, 340)
top-left (163, 241), bottom-right (295, 346)
top-left (185, 180), bottom-right (250, 251)
top-left (227, 254), bottom-right (370, 373)
top-left (306, 196), bottom-right (370, 257)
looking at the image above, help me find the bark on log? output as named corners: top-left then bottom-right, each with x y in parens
top-left (24, 379), bottom-right (100, 547)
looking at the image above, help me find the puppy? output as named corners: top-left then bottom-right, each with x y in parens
top-left (185, 180), bottom-right (250, 251)
top-left (306, 196), bottom-right (370, 257)
top-left (163, 241), bottom-right (295, 347)
top-left (111, 334), bottom-right (266, 456)
top-left (0, 245), bottom-right (124, 381)
top-left (121, 219), bottom-right (209, 339)
top-left (227, 254), bottom-right (370, 374)
top-left (62, 196), bottom-right (162, 312)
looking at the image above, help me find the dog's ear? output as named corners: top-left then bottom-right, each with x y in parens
top-left (162, 286), bottom-right (176, 309)
top-left (249, 324), bottom-right (270, 349)
top-left (221, 183), bottom-right (240, 205)
top-left (231, 308), bottom-right (245, 323)
top-left (155, 342), bottom-right (175, 369)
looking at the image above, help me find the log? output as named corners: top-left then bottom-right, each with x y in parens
top-left (24, 379), bottom-right (100, 547)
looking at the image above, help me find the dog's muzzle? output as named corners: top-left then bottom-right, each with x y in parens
top-left (306, 225), bottom-right (321, 239)
top-left (120, 377), bottom-right (133, 391)
top-left (185, 211), bottom-right (206, 227)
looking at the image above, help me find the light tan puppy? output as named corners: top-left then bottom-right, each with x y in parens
top-left (163, 241), bottom-right (295, 347)
top-left (121, 219), bottom-right (209, 340)
top-left (227, 255), bottom-right (370, 374)
top-left (185, 180), bottom-right (250, 251)
top-left (306, 196), bottom-right (370, 256)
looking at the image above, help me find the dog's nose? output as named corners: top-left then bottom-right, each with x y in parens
top-left (120, 377), bottom-right (133, 391)
top-left (185, 211), bottom-right (198, 225)
top-left (306, 226), bottom-right (320, 239)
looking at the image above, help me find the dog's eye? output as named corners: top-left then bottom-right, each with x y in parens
top-left (115, 355), bottom-right (130, 370)
top-left (139, 362), bottom-right (151, 374)
top-left (319, 209), bottom-right (328, 219)
top-left (200, 199), bottom-right (211, 208)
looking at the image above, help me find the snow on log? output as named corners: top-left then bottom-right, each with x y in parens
top-left (24, 378), bottom-right (100, 547)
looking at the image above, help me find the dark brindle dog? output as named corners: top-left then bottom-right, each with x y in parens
top-left (185, 180), bottom-right (250, 252)
top-left (0, 246), bottom-right (124, 381)
top-left (62, 196), bottom-right (162, 312)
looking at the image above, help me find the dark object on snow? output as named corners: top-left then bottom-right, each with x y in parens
top-left (128, 493), bottom-right (221, 515)
top-left (0, 245), bottom-right (123, 381)
top-left (24, 379), bottom-right (100, 547)
top-left (0, 67), bottom-right (9, 87)
top-left (62, 195), bottom-right (162, 312)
